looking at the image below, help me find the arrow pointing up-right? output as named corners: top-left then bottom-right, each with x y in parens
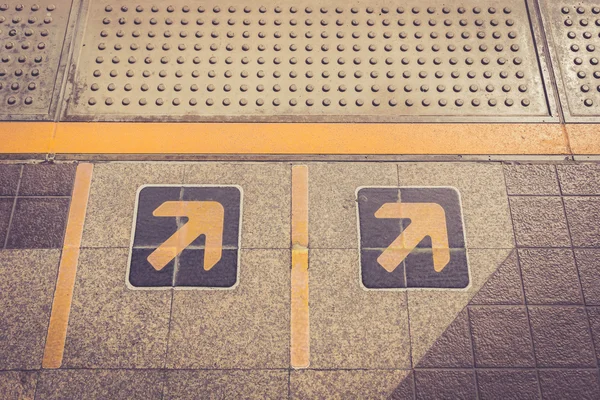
top-left (375, 202), bottom-right (450, 273)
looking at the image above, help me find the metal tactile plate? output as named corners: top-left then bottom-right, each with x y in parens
top-left (0, 1), bottom-right (73, 119)
top-left (65, 0), bottom-right (551, 122)
top-left (541, 0), bottom-right (600, 120)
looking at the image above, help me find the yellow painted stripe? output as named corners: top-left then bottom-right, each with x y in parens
top-left (0, 122), bottom-right (54, 153)
top-left (46, 123), bottom-right (568, 155)
top-left (42, 163), bottom-right (93, 369)
top-left (565, 124), bottom-right (600, 155)
top-left (291, 165), bottom-right (310, 369)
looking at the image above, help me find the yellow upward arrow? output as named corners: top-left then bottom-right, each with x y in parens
top-left (374, 202), bottom-right (450, 273)
top-left (147, 201), bottom-right (224, 271)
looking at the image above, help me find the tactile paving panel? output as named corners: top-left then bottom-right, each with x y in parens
top-left (540, 0), bottom-right (600, 121)
top-left (64, 0), bottom-right (552, 122)
top-left (0, 1), bottom-right (73, 119)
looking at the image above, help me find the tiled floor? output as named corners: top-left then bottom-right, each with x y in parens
top-left (0, 161), bottom-right (599, 399)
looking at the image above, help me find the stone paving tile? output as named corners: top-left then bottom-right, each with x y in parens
top-left (399, 163), bottom-right (513, 249)
top-left (309, 249), bottom-right (410, 369)
top-left (564, 197), bottom-right (600, 247)
top-left (509, 196), bottom-right (571, 247)
top-left (538, 370), bottom-right (600, 400)
top-left (469, 250), bottom-right (524, 305)
top-left (503, 164), bottom-right (560, 195)
top-left (409, 248), bottom-right (512, 366)
top-left (417, 309), bottom-right (473, 368)
top-left (309, 163), bottom-right (397, 249)
top-left (518, 249), bottom-right (584, 305)
top-left (19, 164), bottom-right (76, 196)
top-left (413, 370), bottom-right (477, 400)
top-left (0, 371), bottom-right (38, 400)
top-left (0, 250), bottom-right (60, 369)
top-left (81, 163), bottom-right (184, 248)
top-left (63, 248), bottom-right (171, 368)
top-left (557, 164), bottom-right (600, 195)
top-left (476, 370), bottom-right (540, 400)
top-left (575, 250), bottom-right (600, 305)
top-left (290, 370), bottom-right (410, 400)
top-left (6, 198), bottom-right (70, 249)
top-left (469, 306), bottom-right (535, 368)
top-left (0, 165), bottom-right (21, 196)
top-left (184, 163), bottom-right (290, 249)
top-left (528, 306), bottom-right (596, 368)
top-left (0, 198), bottom-right (13, 247)
top-left (586, 307), bottom-right (600, 365)
top-left (165, 370), bottom-right (288, 400)
top-left (36, 370), bottom-right (164, 400)
top-left (166, 250), bottom-right (289, 369)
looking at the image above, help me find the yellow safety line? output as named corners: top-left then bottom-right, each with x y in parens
top-left (565, 124), bottom-right (600, 155)
top-left (42, 163), bottom-right (93, 369)
top-left (291, 165), bottom-right (310, 369)
top-left (0, 122), bottom-right (54, 153)
top-left (0, 122), bottom-right (570, 155)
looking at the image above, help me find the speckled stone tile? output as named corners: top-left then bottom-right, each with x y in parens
top-left (166, 250), bottom-right (289, 369)
top-left (575, 250), bottom-right (600, 305)
top-left (469, 306), bottom-right (535, 368)
top-left (81, 163), bottom-right (184, 248)
top-left (0, 250), bottom-right (60, 369)
top-left (309, 249), bottom-right (410, 369)
top-left (36, 370), bottom-right (164, 400)
top-left (6, 198), bottom-right (70, 249)
top-left (398, 163), bottom-right (513, 249)
top-left (503, 164), bottom-right (560, 195)
top-left (19, 164), bottom-right (76, 196)
top-left (290, 370), bottom-right (410, 400)
top-left (557, 164), bottom-right (600, 195)
top-left (528, 306), bottom-right (596, 368)
top-left (509, 197), bottom-right (570, 248)
top-left (309, 163), bottom-right (397, 249)
top-left (564, 197), bottom-right (600, 247)
top-left (62, 248), bottom-right (171, 368)
top-left (414, 370), bottom-right (477, 400)
top-left (0, 371), bottom-right (38, 399)
top-left (518, 249), bottom-right (583, 305)
top-left (408, 248), bottom-right (512, 366)
top-left (538, 370), bottom-right (600, 400)
top-left (476, 370), bottom-right (540, 400)
top-left (0, 165), bottom-right (21, 196)
top-left (184, 163), bottom-right (290, 249)
top-left (164, 370), bottom-right (288, 400)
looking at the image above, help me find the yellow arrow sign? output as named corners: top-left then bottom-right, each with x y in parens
top-left (146, 201), bottom-right (224, 271)
top-left (374, 202), bottom-right (450, 273)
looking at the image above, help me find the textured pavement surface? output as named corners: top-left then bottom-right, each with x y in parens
top-left (1, 162), bottom-right (600, 399)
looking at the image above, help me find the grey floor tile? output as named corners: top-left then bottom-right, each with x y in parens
top-left (564, 197), bottom-right (600, 247)
top-left (36, 370), bottom-right (164, 400)
top-left (0, 165), bottom-right (21, 196)
top-left (184, 163), bottom-right (291, 249)
top-left (503, 164), bottom-right (559, 195)
top-left (6, 198), bottom-right (70, 249)
top-left (469, 250), bottom-right (524, 305)
top-left (165, 370), bottom-right (288, 400)
top-left (586, 307), bottom-right (600, 365)
top-left (0, 198), bottom-right (13, 247)
top-left (528, 306), bottom-right (596, 368)
top-left (575, 250), bottom-right (600, 305)
top-left (309, 249), bottom-right (410, 369)
top-left (509, 197), bottom-right (570, 247)
top-left (81, 163), bottom-right (184, 248)
top-left (518, 249), bottom-right (583, 305)
top-left (290, 370), bottom-right (410, 400)
top-left (63, 248), bottom-right (171, 368)
top-left (557, 164), bottom-right (600, 195)
top-left (309, 163), bottom-right (398, 249)
top-left (0, 250), bottom-right (60, 369)
top-left (538, 370), bottom-right (600, 400)
top-left (166, 249), bottom-right (289, 369)
top-left (19, 164), bottom-right (76, 196)
top-left (476, 370), bottom-right (540, 400)
top-left (414, 370), bottom-right (477, 400)
top-left (0, 371), bottom-right (38, 400)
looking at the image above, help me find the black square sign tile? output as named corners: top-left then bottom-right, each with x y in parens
top-left (357, 187), bottom-right (468, 290)
top-left (128, 185), bottom-right (242, 289)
